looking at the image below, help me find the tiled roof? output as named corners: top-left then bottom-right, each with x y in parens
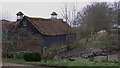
top-left (25, 16), bottom-right (71, 35)
top-left (10, 15), bottom-right (72, 35)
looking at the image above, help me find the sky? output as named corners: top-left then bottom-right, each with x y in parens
top-left (1, 2), bottom-right (91, 21)
top-left (0, 0), bottom-right (119, 21)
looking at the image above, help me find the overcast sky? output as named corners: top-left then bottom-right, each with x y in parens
top-left (1, 2), bottom-right (91, 21)
top-left (0, 0), bottom-right (119, 21)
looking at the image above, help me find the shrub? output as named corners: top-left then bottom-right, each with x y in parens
top-left (24, 52), bottom-right (41, 62)
top-left (101, 59), bottom-right (107, 62)
top-left (7, 52), bottom-right (14, 58)
top-left (16, 51), bottom-right (27, 59)
top-left (110, 60), bottom-right (118, 63)
top-left (89, 58), bottom-right (94, 61)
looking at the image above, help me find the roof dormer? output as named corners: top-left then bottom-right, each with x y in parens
top-left (16, 11), bottom-right (24, 21)
top-left (51, 12), bottom-right (57, 20)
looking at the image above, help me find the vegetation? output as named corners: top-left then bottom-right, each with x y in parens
top-left (24, 52), bottom-right (41, 62)
top-left (5, 51), bottom-right (28, 59)
top-left (7, 52), bottom-right (14, 58)
top-left (76, 2), bottom-right (119, 38)
top-left (3, 2), bottom-right (119, 68)
top-left (16, 51), bottom-right (27, 59)
top-left (2, 32), bottom-right (15, 57)
top-left (8, 59), bottom-right (118, 66)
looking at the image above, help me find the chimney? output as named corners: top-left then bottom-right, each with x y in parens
top-left (16, 11), bottom-right (24, 21)
top-left (51, 12), bottom-right (57, 20)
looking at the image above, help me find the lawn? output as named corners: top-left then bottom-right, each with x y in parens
top-left (7, 59), bottom-right (118, 67)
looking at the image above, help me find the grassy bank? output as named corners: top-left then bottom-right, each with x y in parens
top-left (7, 59), bottom-right (118, 66)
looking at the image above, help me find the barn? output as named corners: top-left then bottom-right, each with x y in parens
top-left (4, 11), bottom-right (76, 52)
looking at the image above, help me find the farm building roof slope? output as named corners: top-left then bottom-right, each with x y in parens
top-left (25, 16), bottom-right (71, 35)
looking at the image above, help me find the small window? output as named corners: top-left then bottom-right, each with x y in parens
top-left (23, 21), bottom-right (27, 27)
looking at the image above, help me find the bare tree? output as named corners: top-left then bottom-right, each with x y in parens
top-left (60, 3), bottom-right (79, 56)
top-left (61, 3), bottom-right (79, 27)
top-left (79, 3), bottom-right (113, 34)
top-left (61, 3), bottom-right (68, 23)
top-left (0, 10), bottom-right (12, 21)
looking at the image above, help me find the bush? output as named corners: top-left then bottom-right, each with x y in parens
top-left (109, 60), bottom-right (118, 63)
top-left (24, 52), bottom-right (41, 62)
top-left (16, 51), bottom-right (27, 59)
top-left (7, 52), bottom-right (14, 58)
top-left (89, 58), bottom-right (94, 61)
top-left (101, 59), bottom-right (107, 62)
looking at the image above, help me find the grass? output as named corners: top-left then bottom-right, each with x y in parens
top-left (7, 59), bottom-right (66, 66)
top-left (7, 58), bottom-right (118, 67)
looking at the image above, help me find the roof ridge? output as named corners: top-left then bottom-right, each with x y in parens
top-left (25, 16), bottom-right (63, 22)
top-left (25, 16), bottom-right (50, 20)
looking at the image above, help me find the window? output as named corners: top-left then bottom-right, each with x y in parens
top-left (23, 21), bottom-right (27, 27)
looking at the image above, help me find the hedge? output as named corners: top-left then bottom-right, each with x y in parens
top-left (24, 52), bottom-right (41, 62)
